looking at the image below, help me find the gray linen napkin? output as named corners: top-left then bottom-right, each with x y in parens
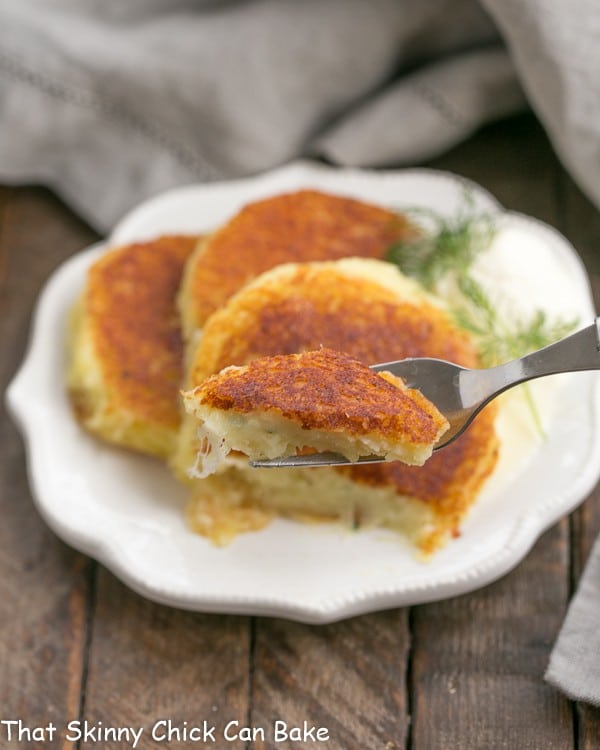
top-left (482, 0), bottom-right (600, 223)
top-left (2, 0), bottom-right (599, 233)
top-left (545, 536), bottom-right (600, 705)
top-left (0, 0), bottom-right (516, 231)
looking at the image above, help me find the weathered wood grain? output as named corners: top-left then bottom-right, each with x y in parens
top-left (410, 524), bottom-right (573, 750)
top-left (570, 275), bottom-right (600, 584)
top-left (249, 612), bottom-right (410, 750)
top-left (573, 485), bottom-right (600, 750)
top-left (560, 175), bottom-right (600, 275)
top-left (563, 187), bottom-right (600, 749)
top-left (0, 187), bottom-right (98, 748)
top-left (429, 114), bottom-right (561, 225)
top-left (79, 571), bottom-right (251, 750)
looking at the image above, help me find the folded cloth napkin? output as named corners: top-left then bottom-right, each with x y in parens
top-left (545, 535), bottom-right (600, 706)
top-left (482, 0), bottom-right (600, 223)
top-left (0, 0), bottom-right (519, 230)
top-left (1, 1), bottom-right (598, 232)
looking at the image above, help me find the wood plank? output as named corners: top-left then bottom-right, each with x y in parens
top-left (80, 571), bottom-right (251, 750)
top-left (562, 180), bottom-right (600, 747)
top-left (249, 611), bottom-right (410, 750)
top-left (0, 187), bottom-right (98, 747)
top-left (428, 113), bottom-right (561, 224)
top-left (408, 113), bottom-right (575, 748)
top-left (573, 482), bottom-right (600, 750)
top-left (570, 277), bottom-right (600, 578)
top-left (559, 175), bottom-right (600, 275)
top-left (0, 185), bottom-right (252, 748)
top-left (410, 524), bottom-right (573, 750)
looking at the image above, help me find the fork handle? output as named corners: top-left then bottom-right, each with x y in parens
top-left (518, 317), bottom-right (600, 376)
top-left (461, 318), bottom-right (600, 406)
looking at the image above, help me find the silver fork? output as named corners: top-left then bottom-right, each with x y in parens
top-left (250, 318), bottom-right (600, 469)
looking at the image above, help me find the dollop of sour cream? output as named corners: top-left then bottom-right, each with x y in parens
top-left (451, 219), bottom-right (588, 493)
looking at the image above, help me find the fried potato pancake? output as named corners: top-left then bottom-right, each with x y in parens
top-left (175, 259), bottom-right (498, 552)
top-left (178, 189), bottom-right (416, 340)
top-left (182, 348), bottom-right (449, 473)
top-left (67, 235), bottom-right (198, 458)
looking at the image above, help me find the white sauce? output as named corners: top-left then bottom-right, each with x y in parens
top-left (440, 220), bottom-right (587, 493)
top-left (469, 225), bottom-right (581, 325)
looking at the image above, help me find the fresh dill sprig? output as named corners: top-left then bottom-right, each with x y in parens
top-left (452, 275), bottom-right (578, 437)
top-left (385, 194), bottom-right (579, 437)
top-left (454, 275), bottom-right (578, 368)
top-left (386, 193), bottom-right (496, 290)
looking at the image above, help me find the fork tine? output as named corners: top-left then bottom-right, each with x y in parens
top-left (248, 432), bottom-right (458, 468)
top-left (249, 452), bottom-right (388, 469)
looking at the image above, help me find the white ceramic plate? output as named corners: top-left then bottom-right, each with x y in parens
top-left (7, 162), bottom-right (600, 623)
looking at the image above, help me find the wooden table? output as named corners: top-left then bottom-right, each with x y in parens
top-left (2, 113), bottom-right (600, 749)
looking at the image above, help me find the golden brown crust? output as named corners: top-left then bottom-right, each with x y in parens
top-left (185, 259), bottom-right (498, 540)
top-left (190, 264), bottom-right (475, 385)
top-left (77, 235), bottom-right (197, 441)
top-left (193, 348), bottom-right (447, 444)
top-left (344, 409), bottom-right (499, 549)
top-left (182, 189), bottom-right (417, 333)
